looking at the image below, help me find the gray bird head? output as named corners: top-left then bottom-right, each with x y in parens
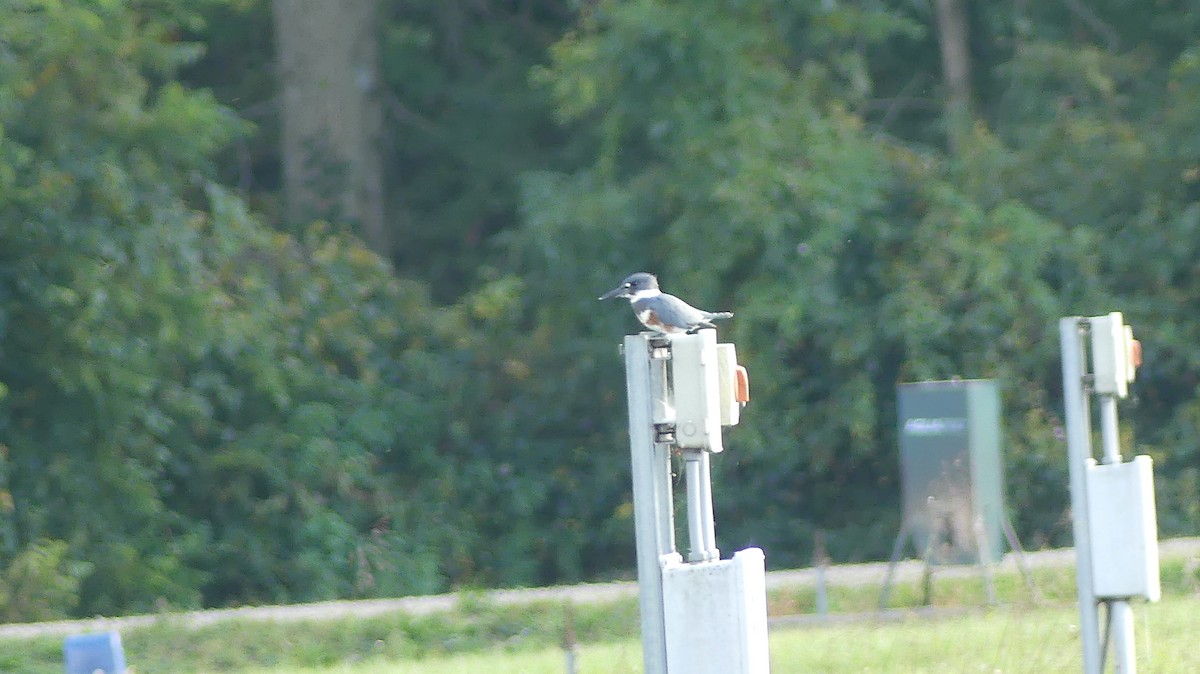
top-left (598, 272), bottom-right (660, 301)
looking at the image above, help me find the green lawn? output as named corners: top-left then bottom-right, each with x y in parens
top-left (220, 597), bottom-right (1196, 674)
top-left (3, 558), bottom-right (1194, 674)
top-left (769, 599), bottom-right (1196, 673)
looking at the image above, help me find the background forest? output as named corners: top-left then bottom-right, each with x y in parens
top-left (0, 0), bottom-right (1198, 620)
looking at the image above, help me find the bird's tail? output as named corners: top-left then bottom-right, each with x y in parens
top-left (704, 311), bottom-right (734, 320)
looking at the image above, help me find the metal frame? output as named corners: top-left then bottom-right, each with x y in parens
top-left (1060, 317), bottom-right (1137, 674)
top-left (624, 333), bottom-right (677, 674)
top-left (622, 331), bottom-right (753, 674)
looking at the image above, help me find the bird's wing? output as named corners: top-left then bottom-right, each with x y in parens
top-left (642, 294), bottom-right (709, 327)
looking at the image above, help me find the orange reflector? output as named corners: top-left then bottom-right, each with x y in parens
top-left (1130, 339), bottom-right (1142, 368)
top-left (735, 366), bottom-right (750, 403)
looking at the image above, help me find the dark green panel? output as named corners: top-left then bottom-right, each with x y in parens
top-left (897, 380), bottom-right (1005, 564)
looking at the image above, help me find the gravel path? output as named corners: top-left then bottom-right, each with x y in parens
top-left (2, 537), bottom-right (1196, 640)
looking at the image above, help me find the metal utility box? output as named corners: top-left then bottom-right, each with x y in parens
top-left (898, 380), bottom-right (1006, 564)
top-left (1087, 456), bottom-right (1161, 601)
top-left (662, 548), bottom-right (770, 674)
top-left (671, 331), bottom-right (724, 453)
top-left (1088, 312), bottom-right (1138, 398)
top-left (716, 343), bottom-right (742, 427)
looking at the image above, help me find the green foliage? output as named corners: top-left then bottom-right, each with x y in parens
top-left (182, 0), bottom-right (1200, 586)
top-left (0, 0), bottom-right (490, 614)
top-left (372, 0), bottom-right (590, 296)
top-left (0, 539), bottom-right (91, 622)
top-left (515, 0), bottom-right (1200, 567)
top-left (0, 0), bottom-right (252, 613)
top-left (2, 0), bottom-right (1200, 619)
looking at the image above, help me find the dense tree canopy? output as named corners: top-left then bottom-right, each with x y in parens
top-left (0, 0), bottom-right (491, 615)
top-left (0, 0), bottom-right (1197, 618)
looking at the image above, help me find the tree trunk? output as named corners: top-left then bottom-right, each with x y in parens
top-left (933, 0), bottom-right (971, 152)
top-left (272, 0), bottom-right (388, 254)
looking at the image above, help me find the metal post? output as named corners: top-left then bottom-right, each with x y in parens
top-left (563, 601), bottom-right (580, 674)
top-left (697, 450), bottom-right (718, 560)
top-left (1099, 397), bottom-right (1121, 465)
top-left (1060, 318), bottom-right (1102, 674)
top-left (625, 334), bottom-right (676, 674)
top-left (649, 343), bottom-right (678, 558)
top-left (684, 451), bottom-right (705, 563)
top-left (1098, 395), bottom-right (1136, 674)
top-left (919, 517), bottom-right (940, 606)
top-left (565, 644), bottom-right (580, 674)
top-left (1001, 517), bottom-right (1042, 602)
top-left (813, 531), bottom-right (830, 618)
top-left (878, 522), bottom-right (909, 609)
top-left (1109, 602), bottom-right (1136, 673)
top-left (683, 449), bottom-right (719, 563)
top-left (974, 515), bottom-right (997, 606)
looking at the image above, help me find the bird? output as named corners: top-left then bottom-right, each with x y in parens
top-left (598, 272), bottom-right (733, 335)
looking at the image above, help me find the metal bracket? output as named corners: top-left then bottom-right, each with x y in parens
top-left (649, 335), bottom-right (672, 360)
top-left (654, 423), bottom-right (677, 444)
top-left (1082, 373), bottom-right (1096, 394)
top-left (1075, 318), bottom-right (1095, 393)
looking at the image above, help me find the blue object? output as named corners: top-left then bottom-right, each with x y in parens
top-left (64, 631), bottom-right (126, 674)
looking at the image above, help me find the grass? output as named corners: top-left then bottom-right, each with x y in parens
top-left (770, 598), bottom-right (1200, 673)
top-left (215, 597), bottom-right (1198, 674)
top-left (2, 556), bottom-right (1196, 673)
top-left (225, 643), bottom-right (640, 674)
top-left (0, 594), bottom-right (643, 674)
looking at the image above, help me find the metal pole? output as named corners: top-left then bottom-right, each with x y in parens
top-left (1099, 397), bottom-right (1121, 464)
top-left (974, 515), bottom-right (997, 606)
top-left (814, 530), bottom-right (829, 619)
top-left (1098, 395), bottom-right (1136, 674)
top-left (625, 334), bottom-right (674, 674)
top-left (697, 450), bottom-right (718, 560)
top-left (649, 345), bottom-right (677, 558)
top-left (682, 449), bottom-right (719, 562)
top-left (564, 644), bottom-right (579, 674)
top-left (1060, 318), bottom-right (1102, 674)
top-left (878, 522), bottom-right (909, 610)
top-left (1001, 516), bottom-right (1041, 602)
top-left (1109, 601), bottom-right (1136, 674)
top-left (919, 517), bottom-right (940, 606)
top-left (684, 451), bottom-right (705, 562)
top-left (814, 562), bottom-right (828, 618)
top-left (563, 601), bottom-right (579, 674)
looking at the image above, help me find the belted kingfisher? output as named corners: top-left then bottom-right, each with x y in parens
top-left (599, 272), bottom-right (733, 335)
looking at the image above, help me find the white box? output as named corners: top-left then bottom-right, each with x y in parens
top-left (1086, 455), bottom-right (1160, 600)
top-left (671, 331), bottom-right (723, 452)
top-left (716, 343), bottom-right (741, 427)
top-left (1088, 312), bottom-right (1130, 398)
top-left (662, 548), bottom-right (770, 674)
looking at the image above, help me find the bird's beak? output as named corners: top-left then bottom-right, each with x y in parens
top-left (598, 285), bottom-right (628, 301)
